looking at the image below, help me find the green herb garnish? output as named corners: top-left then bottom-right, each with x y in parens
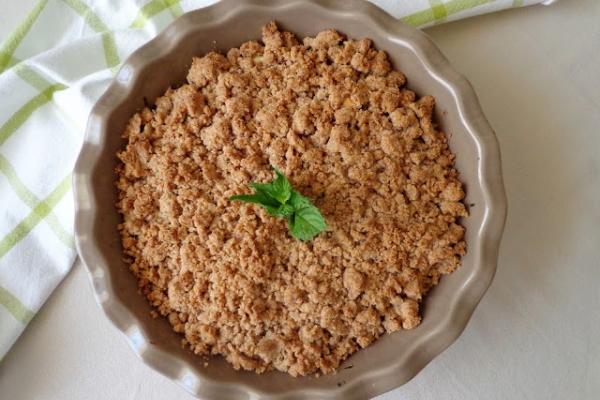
top-left (229, 169), bottom-right (327, 241)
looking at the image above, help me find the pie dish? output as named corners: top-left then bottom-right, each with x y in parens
top-left (73, 0), bottom-right (507, 398)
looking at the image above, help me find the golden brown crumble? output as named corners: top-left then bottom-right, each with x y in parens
top-left (116, 22), bottom-right (467, 377)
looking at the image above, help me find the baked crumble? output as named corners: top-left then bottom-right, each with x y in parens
top-left (116, 22), bottom-right (467, 377)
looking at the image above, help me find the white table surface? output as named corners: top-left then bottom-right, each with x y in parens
top-left (1, 1), bottom-right (599, 399)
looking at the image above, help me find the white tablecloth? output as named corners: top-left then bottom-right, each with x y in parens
top-left (1, 0), bottom-right (599, 399)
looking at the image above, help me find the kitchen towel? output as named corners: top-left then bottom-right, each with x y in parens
top-left (0, 0), bottom-right (557, 361)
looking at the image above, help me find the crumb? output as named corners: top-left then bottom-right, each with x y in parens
top-left (116, 22), bottom-right (467, 377)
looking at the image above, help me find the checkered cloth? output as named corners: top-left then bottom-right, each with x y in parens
top-left (0, 0), bottom-right (557, 361)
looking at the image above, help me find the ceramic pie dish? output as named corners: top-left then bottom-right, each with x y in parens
top-left (73, 0), bottom-right (507, 398)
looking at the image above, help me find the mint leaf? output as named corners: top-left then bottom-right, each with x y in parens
top-left (248, 170), bottom-right (291, 205)
top-left (273, 203), bottom-right (295, 218)
top-left (228, 192), bottom-right (281, 209)
top-left (289, 190), bottom-right (312, 209)
top-left (271, 170), bottom-right (293, 204)
top-left (228, 169), bottom-right (326, 241)
top-left (259, 202), bottom-right (295, 219)
top-left (289, 204), bottom-right (327, 241)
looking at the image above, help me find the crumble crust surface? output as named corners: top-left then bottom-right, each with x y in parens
top-left (116, 22), bottom-right (467, 377)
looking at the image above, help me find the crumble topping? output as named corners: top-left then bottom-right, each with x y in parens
top-left (116, 22), bottom-right (467, 377)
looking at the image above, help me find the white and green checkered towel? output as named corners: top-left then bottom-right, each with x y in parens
top-left (0, 0), bottom-right (557, 361)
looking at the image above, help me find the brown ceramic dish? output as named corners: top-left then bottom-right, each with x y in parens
top-left (73, 0), bottom-right (507, 398)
